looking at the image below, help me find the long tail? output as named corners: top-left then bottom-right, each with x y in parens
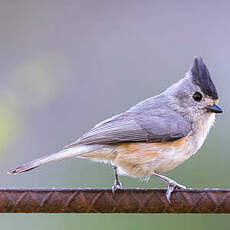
top-left (8, 145), bottom-right (100, 174)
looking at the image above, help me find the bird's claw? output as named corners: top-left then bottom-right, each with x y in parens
top-left (166, 182), bottom-right (186, 203)
top-left (112, 181), bottom-right (122, 194)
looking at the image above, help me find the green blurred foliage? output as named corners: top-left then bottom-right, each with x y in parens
top-left (0, 101), bottom-right (19, 152)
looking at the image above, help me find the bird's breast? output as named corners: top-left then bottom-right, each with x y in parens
top-left (188, 113), bottom-right (215, 155)
top-left (113, 114), bottom-right (215, 177)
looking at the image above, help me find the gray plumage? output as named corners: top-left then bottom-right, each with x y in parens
top-left (65, 57), bottom-right (217, 147)
top-left (8, 56), bottom-right (222, 178)
top-left (67, 106), bottom-right (192, 147)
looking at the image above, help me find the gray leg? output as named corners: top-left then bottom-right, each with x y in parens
top-left (153, 172), bottom-right (186, 203)
top-left (112, 166), bottom-right (122, 193)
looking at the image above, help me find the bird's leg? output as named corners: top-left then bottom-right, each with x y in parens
top-left (112, 166), bottom-right (122, 194)
top-left (153, 172), bottom-right (186, 203)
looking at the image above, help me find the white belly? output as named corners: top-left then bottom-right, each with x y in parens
top-left (150, 144), bottom-right (191, 173)
top-left (146, 113), bottom-right (216, 174)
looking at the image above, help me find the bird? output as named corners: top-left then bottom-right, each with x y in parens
top-left (8, 57), bottom-right (223, 202)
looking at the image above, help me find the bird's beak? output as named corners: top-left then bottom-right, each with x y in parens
top-left (207, 104), bottom-right (223, 113)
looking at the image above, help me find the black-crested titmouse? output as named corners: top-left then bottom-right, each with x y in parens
top-left (8, 57), bottom-right (223, 202)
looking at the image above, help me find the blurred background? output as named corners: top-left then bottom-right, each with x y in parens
top-left (0, 0), bottom-right (229, 229)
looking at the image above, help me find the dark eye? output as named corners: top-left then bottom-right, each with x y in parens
top-left (193, 92), bottom-right (203, 102)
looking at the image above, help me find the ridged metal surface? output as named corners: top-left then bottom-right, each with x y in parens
top-left (0, 188), bottom-right (230, 213)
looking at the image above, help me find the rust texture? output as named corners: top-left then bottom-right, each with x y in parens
top-left (0, 188), bottom-right (230, 213)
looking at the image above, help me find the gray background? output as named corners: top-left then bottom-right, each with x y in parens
top-left (0, 0), bottom-right (229, 229)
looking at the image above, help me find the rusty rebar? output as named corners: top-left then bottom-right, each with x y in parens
top-left (0, 188), bottom-right (230, 213)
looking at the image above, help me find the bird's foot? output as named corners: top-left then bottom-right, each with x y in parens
top-left (112, 181), bottom-right (122, 194)
top-left (166, 180), bottom-right (186, 203)
top-left (152, 172), bottom-right (186, 203)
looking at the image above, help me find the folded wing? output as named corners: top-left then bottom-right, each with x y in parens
top-left (64, 110), bottom-right (192, 148)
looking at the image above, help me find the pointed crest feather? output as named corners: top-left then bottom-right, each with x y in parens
top-left (191, 57), bottom-right (218, 100)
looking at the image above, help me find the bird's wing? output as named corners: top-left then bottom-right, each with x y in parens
top-left (64, 110), bottom-right (192, 148)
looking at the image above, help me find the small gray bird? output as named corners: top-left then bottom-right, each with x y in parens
top-left (8, 57), bottom-right (223, 202)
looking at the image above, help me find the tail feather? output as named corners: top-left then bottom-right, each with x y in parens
top-left (8, 145), bottom-right (99, 174)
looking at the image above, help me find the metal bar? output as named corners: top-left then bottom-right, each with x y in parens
top-left (0, 188), bottom-right (230, 213)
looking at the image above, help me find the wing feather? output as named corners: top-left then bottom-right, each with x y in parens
top-left (64, 110), bottom-right (192, 148)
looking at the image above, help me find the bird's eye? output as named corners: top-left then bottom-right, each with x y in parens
top-left (193, 92), bottom-right (203, 102)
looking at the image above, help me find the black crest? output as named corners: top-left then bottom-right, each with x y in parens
top-left (191, 57), bottom-right (218, 100)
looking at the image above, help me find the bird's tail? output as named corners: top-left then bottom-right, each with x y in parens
top-left (8, 145), bottom-right (101, 174)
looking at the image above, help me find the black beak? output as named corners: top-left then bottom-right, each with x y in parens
top-left (207, 104), bottom-right (223, 113)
